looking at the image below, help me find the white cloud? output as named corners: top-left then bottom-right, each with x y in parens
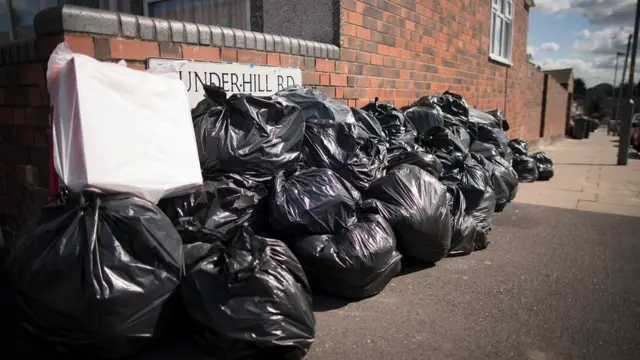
top-left (527, 42), bottom-right (561, 56)
top-left (537, 56), bottom-right (640, 87)
top-left (573, 26), bottom-right (633, 54)
top-left (534, 0), bottom-right (636, 25)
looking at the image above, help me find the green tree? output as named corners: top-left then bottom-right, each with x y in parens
top-left (573, 78), bottom-right (587, 99)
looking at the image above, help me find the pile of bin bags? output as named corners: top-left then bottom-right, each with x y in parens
top-left (508, 139), bottom-right (555, 182)
top-left (4, 84), bottom-right (533, 360)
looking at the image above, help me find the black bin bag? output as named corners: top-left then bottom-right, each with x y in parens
top-left (276, 86), bottom-right (355, 122)
top-left (513, 155), bottom-right (539, 183)
top-left (474, 124), bottom-right (513, 163)
top-left (361, 98), bottom-right (417, 144)
top-left (438, 91), bottom-right (470, 119)
top-left (181, 226), bottom-right (315, 360)
top-left (193, 86), bottom-right (305, 181)
top-left (351, 107), bottom-right (387, 140)
top-left (364, 164), bottom-right (451, 264)
top-left (508, 139), bottom-right (529, 157)
top-left (5, 194), bottom-right (184, 358)
top-left (302, 119), bottom-right (388, 191)
top-left (422, 125), bottom-right (469, 156)
top-left (445, 185), bottom-right (477, 257)
top-left (439, 153), bottom-right (489, 213)
top-left (487, 109), bottom-right (510, 131)
top-left (471, 153), bottom-right (519, 212)
top-left (387, 150), bottom-right (443, 178)
top-left (471, 186), bottom-right (497, 251)
top-left (292, 214), bottom-right (402, 300)
top-left (270, 168), bottom-right (360, 237)
top-left (442, 114), bottom-right (472, 151)
top-left (158, 174), bottom-right (268, 240)
top-left (403, 103), bottom-right (444, 135)
top-left (530, 152), bottom-right (555, 181)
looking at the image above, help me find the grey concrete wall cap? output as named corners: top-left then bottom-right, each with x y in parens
top-left (33, 5), bottom-right (339, 59)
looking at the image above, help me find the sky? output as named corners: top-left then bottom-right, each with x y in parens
top-left (528, 0), bottom-right (640, 88)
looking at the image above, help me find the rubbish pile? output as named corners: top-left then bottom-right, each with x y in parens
top-left (1, 44), bottom-right (555, 359)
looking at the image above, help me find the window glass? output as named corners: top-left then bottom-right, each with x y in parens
top-left (147, 0), bottom-right (249, 30)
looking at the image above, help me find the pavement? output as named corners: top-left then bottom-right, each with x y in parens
top-left (514, 129), bottom-right (640, 217)
top-left (3, 129), bottom-right (640, 360)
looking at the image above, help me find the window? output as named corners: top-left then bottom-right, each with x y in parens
top-left (490, 0), bottom-right (513, 65)
top-left (143, 0), bottom-right (250, 30)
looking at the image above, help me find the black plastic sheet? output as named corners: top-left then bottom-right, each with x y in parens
top-left (361, 99), bottom-right (417, 143)
top-left (487, 109), bottom-right (510, 131)
top-left (474, 124), bottom-right (513, 163)
top-left (6, 194), bottom-right (184, 358)
top-left (422, 125), bottom-right (469, 155)
top-left (302, 119), bottom-right (388, 191)
top-left (445, 185), bottom-right (476, 257)
top-left (471, 187), bottom-right (497, 250)
top-left (403, 104), bottom-right (444, 135)
top-left (270, 168), bottom-right (361, 236)
top-left (439, 154), bottom-right (490, 213)
top-left (530, 152), bottom-right (555, 181)
top-left (158, 174), bottom-right (268, 241)
top-left (438, 91), bottom-right (470, 119)
top-left (364, 164), bottom-right (451, 263)
top-left (351, 107), bottom-right (387, 140)
top-left (276, 86), bottom-right (355, 122)
top-left (193, 86), bottom-right (305, 181)
top-left (387, 150), bottom-right (443, 178)
top-left (442, 114), bottom-right (472, 151)
top-left (513, 155), bottom-right (539, 182)
top-left (469, 141), bottom-right (500, 159)
top-left (292, 214), bottom-right (402, 299)
top-left (508, 139), bottom-right (529, 157)
top-left (181, 227), bottom-right (315, 360)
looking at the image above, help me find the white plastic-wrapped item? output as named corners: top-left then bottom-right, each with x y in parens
top-left (47, 43), bottom-right (203, 203)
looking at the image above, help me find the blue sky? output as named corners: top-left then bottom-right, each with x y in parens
top-left (528, 0), bottom-right (638, 87)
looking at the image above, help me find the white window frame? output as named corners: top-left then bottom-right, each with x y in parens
top-left (143, 0), bottom-right (251, 29)
top-left (489, 0), bottom-right (514, 66)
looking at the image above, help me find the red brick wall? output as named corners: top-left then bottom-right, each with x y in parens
top-left (544, 74), bottom-right (570, 138)
top-left (0, 1), bottom-right (570, 222)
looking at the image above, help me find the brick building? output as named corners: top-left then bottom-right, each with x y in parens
top-left (0, 0), bottom-right (571, 222)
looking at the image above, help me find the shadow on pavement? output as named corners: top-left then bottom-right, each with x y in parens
top-left (312, 294), bottom-right (353, 312)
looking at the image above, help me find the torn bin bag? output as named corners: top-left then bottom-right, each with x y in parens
top-left (403, 104), bottom-right (444, 135)
top-left (530, 152), bottom-right (555, 181)
top-left (439, 153), bottom-right (490, 213)
top-left (387, 150), bottom-right (443, 178)
top-left (181, 227), bottom-right (315, 360)
top-left (361, 99), bottom-right (417, 143)
top-left (292, 214), bottom-right (402, 300)
top-left (193, 86), bottom-right (305, 181)
top-left (508, 139), bottom-right (529, 157)
top-left (6, 194), bottom-right (184, 358)
top-left (270, 168), bottom-right (361, 236)
top-left (364, 164), bottom-right (451, 263)
top-left (302, 119), bottom-right (388, 191)
top-left (276, 86), bottom-right (355, 122)
top-left (471, 186), bottom-right (497, 251)
top-left (48, 43), bottom-right (202, 204)
top-left (158, 174), bottom-right (269, 239)
top-left (445, 185), bottom-right (477, 257)
top-left (513, 156), bottom-right (539, 183)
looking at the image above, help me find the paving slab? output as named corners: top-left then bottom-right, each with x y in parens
top-left (514, 130), bottom-right (640, 216)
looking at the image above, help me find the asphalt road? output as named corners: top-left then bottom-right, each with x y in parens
top-left (3, 203), bottom-right (640, 359)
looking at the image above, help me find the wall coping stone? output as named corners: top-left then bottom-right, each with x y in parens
top-left (33, 5), bottom-right (340, 60)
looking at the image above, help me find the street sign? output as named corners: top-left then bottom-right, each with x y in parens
top-left (146, 58), bottom-right (302, 107)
